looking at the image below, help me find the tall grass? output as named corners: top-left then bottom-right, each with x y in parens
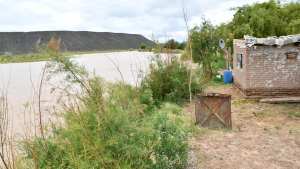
top-left (20, 53), bottom-right (191, 169)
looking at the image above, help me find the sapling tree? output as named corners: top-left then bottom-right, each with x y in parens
top-left (187, 20), bottom-right (220, 81)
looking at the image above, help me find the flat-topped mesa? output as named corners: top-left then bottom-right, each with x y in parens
top-left (0, 31), bottom-right (155, 55)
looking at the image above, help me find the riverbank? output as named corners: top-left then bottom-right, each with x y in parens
top-left (0, 49), bottom-right (136, 64)
top-left (0, 48), bottom-right (184, 64)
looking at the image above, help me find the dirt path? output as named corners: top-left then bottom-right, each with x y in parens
top-left (186, 85), bottom-right (300, 169)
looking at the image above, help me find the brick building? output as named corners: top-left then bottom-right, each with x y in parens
top-left (233, 35), bottom-right (300, 97)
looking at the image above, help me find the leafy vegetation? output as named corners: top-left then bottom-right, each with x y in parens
top-left (230, 0), bottom-right (300, 38)
top-left (0, 52), bottom-right (56, 63)
top-left (140, 43), bottom-right (147, 50)
top-left (185, 21), bottom-right (226, 82)
top-left (21, 54), bottom-right (191, 169)
top-left (141, 56), bottom-right (202, 105)
top-left (163, 39), bottom-right (186, 50)
top-left (213, 0), bottom-right (300, 50)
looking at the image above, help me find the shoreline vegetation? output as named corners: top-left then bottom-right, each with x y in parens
top-left (0, 49), bottom-right (183, 64)
top-left (14, 51), bottom-right (200, 168)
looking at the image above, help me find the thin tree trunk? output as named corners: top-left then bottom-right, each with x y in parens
top-left (182, 1), bottom-right (193, 102)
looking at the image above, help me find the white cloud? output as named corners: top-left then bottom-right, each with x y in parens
top-left (0, 0), bottom-right (273, 41)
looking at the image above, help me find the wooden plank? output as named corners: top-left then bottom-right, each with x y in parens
top-left (260, 97), bottom-right (300, 103)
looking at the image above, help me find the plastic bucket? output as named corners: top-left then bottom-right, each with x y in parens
top-left (223, 70), bottom-right (233, 84)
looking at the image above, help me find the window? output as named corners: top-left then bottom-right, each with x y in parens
top-left (286, 52), bottom-right (298, 60)
top-left (236, 54), bottom-right (243, 69)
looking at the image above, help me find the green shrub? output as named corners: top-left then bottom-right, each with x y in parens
top-left (187, 21), bottom-right (226, 81)
top-left (141, 56), bottom-right (202, 105)
top-left (22, 56), bottom-right (189, 169)
top-left (140, 43), bottom-right (147, 50)
top-left (149, 103), bottom-right (188, 169)
top-left (163, 39), bottom-right (186, 50)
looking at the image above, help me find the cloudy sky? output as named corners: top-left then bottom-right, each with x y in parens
top-left (0, 0), bottom-right (280, 41)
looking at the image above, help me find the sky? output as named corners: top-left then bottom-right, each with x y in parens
top-left (0, 0), bottom-right (283, 42)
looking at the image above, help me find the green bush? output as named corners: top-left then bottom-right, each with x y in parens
top-left (187, 21), bottom-right (226, 81)
top-left (140, 43), bottom-right (147, 50)
top-left (163, 39), bottom-right (186, 50)
top-left (149, 103), bottom-right (188, 169)
top-left (22, 56), bottom-right (190, 169)
top-left (141, 56), bottom-right (202, 105)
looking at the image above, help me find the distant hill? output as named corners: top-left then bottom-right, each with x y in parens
top-left (0, 31), bottom-right (155, 54)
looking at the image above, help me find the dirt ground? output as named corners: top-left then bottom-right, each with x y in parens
top-left (185, 84), bottom-right (300, 169)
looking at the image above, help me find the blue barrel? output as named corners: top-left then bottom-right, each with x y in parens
top-left (223, 70), bottom-right (233, 84)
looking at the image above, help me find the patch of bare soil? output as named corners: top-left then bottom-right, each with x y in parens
top-left (185, 85), bottom-right (300, 169)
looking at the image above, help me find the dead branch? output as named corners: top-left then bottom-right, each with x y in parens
top-left (107, 56), bottom-right (125, 83)
top-left (0, 90), bottom-right (12, 169)
top-left (38, 64), bottom-right (47, 139)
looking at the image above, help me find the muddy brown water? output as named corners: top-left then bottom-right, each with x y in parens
top-left (0, 51), bottom-right (172, 138)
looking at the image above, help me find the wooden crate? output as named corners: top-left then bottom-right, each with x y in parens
top-left (195, 93), bottom-right (232, 129)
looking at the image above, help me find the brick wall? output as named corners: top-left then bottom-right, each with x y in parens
top-left (233, 40), bottom-right (300, 97)
top-left (233, 39), bottom-right (248, 89)
top-left (247, 44), bottom-right (300, 89)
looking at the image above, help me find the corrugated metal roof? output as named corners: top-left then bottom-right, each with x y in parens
top-left (244, 34), bottom-right (300, 47)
